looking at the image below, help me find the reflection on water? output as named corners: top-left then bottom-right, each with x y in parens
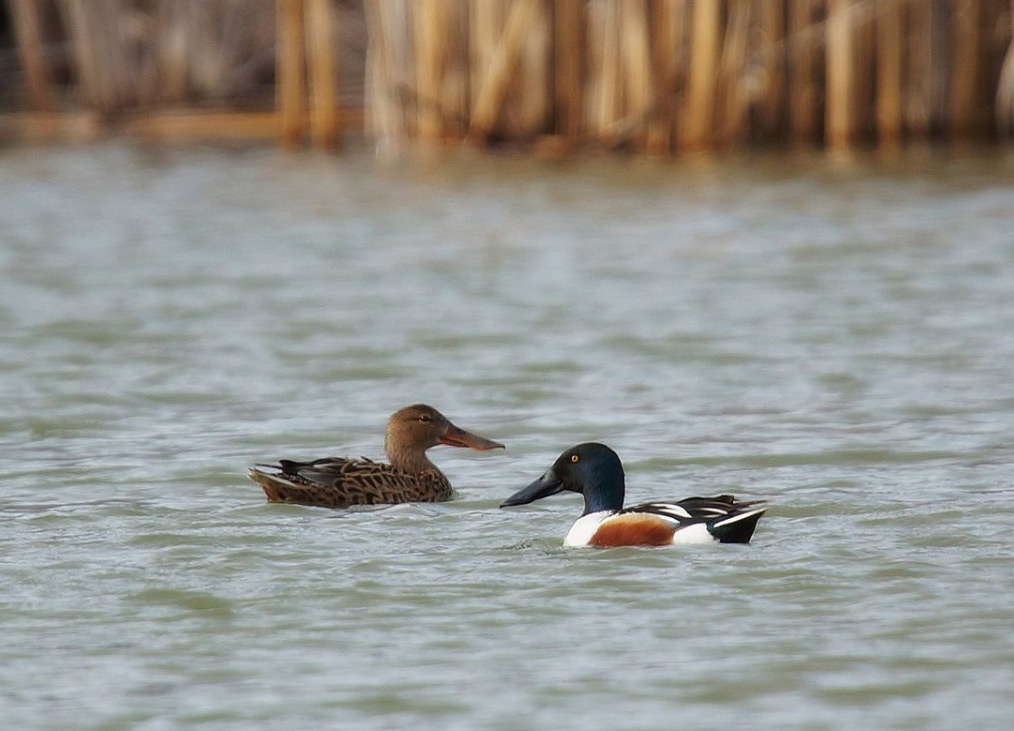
top-left (1, 143), bottom-right (1013, 729)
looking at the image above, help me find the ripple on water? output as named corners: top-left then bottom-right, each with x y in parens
top-left (2, 146), bottom-right (1013, 730)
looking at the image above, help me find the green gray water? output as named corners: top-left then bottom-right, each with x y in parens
top-left (2, 144), bottom-right (1013, 730)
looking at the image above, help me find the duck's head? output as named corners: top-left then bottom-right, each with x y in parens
top-left (501, 442), bottom-right (625, 515)
top-left (385, 404), bottom-right (505, 457)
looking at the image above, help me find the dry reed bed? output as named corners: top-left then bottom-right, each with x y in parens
top-left (368, 0), bottom-right (1014, 153)
top-left (4, 0), bottom-right (1014, 151)
top-left (4, 0), bottom-right (363, 146)
top-left (7, 0), bottom-right (279, 112)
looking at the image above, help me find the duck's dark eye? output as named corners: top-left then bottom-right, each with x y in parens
top-left (570, 454), bottom-right (579, 463)
top-left (418, 414), bottom-right (432, 423)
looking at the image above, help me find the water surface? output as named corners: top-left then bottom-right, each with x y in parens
top-left (2, 143), bottom-right (1013, 730)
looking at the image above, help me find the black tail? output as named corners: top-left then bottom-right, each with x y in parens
top-left (708, 505), bottom-right (768, 544)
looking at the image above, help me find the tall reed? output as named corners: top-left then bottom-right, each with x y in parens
top-left (7, 0), bottom-right (1014, 151)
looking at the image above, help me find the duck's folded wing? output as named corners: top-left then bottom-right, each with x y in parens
top-left (619, 501), bottom-right (692, 523)
top-left (273, 457), bottom-right (371, 487)
top-left (250, 457), bottom-right (448, 508)
top-left (622, 495), bottom-right (768, 543)
top-left (675, 494), bottom-right (767, 519)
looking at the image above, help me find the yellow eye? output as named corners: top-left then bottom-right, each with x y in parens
top-left (570, 454), bottom-right (579, 463)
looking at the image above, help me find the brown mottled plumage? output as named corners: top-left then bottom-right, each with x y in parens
top-left (248, 404), bottom-right (504, 509)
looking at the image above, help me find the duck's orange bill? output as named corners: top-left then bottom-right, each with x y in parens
top-left (439, 423), bottom-right (505, 451)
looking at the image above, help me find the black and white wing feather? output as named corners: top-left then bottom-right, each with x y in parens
top-left (620, 494), bottom-right (768, 544)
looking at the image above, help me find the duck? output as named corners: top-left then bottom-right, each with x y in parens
top-left (249, 404), bottom-right (504, 508)
top-left (500, 442), bottom-right (767, 547)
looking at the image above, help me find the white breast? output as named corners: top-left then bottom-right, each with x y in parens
top-left (563, 511), bottom-right (612, 547)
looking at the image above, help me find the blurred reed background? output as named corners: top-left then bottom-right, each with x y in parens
top-left (2, 0), bottom-right (1014, 153)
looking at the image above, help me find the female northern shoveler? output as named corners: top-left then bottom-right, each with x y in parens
top-left (501, 442), bottom-right (767, 547)
top-left (249, 404), bottom-right (504, 509)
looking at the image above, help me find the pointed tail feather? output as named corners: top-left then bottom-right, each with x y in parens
top-left (708, 505), bottom-right (768, 544)
top-left (248, 468), bottom-right (291, 502)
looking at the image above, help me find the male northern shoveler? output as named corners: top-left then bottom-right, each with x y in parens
top-left (249, 404), bottom-right (504, 509)
top-left (501, 442), bottom-right (767, 547)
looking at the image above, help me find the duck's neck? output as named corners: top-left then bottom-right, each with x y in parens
top-left (385, 440), bottom-right (438, 474)
top-left (580, 466), bottom-right (625, 516)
